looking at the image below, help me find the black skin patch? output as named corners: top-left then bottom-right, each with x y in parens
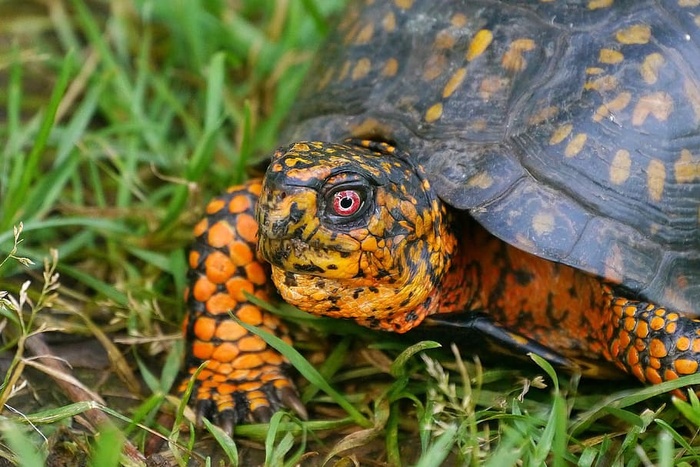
top-left (513, 269), bottom-right (534, 286)
top-left (295, 263), bottom-right (325, 273)
top-left (328, 264), bottom-right (339, 270)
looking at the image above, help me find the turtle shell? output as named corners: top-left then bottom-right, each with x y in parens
top-left (280, 0), bottom-right (700, 315)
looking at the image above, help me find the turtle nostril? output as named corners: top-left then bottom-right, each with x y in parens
top-left (277, 191), bottom-right (287, 202)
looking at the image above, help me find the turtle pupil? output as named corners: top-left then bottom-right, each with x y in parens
top-left (333, 189), bottom-right (362, 216)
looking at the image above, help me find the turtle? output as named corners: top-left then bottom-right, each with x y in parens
top-left (179, 0), bottom-right (700, 434)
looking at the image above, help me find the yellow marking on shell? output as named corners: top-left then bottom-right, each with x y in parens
top-left (640, 53), bottom-right (664, 84)
top-left (585, 75), bottom-right (618, 92)
top-left (565, 133), bottom-right (587, 158)
top-left (610, 149), bottom-right (632, 185)
top-left (549, 123), bottom-right (573, 145)
top-left (394, 0), bottom-right (414, 9)
top-left (532, 212), bottom-right (555, 235)
top-left (425, 103), bottom-right (443, 122)
top-left (675, 149), bottom-right (700, 183)
top-left (442, 68), bottom-right (467, 98)
top-left (451, 13), bottom-right (468, 27)
top-left (646, 159), bottom-right (666, 202)
top-left (599, 49), bottom-right (624, 64)
top-left (467, 29), bottom-right (493, 61)
top-left (466, 172), bottom-right (494, 189)
top-left (355, 23), bottom-right (374, 45)
top-left (352, 58), bottom-right (372, 81)
top-left (593, 91), bottom-right (632, 122)
top-left (528, 106), bottom-right (558, 125)
top-left (501, 38), bottom-right (536, 72)
top-left (679, 0), bottom-right (700, 6)
top-left (586, 67), bottom-right (605, 75)
top-left (616, 24), bottom-right (652, 45)
top-left (382, 58), bottom-right (399, 77)
top-left (588, 0), bottom-right (613, 8)
top-left (382, 11), bottom-right (396, 31)
top-left (631, 92), bottom-right (674, 126)
top-left (684, 79), bottom-right (700, 122)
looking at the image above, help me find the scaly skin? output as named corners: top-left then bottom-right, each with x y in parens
top-left (181, 140), bottom-right (700, 432)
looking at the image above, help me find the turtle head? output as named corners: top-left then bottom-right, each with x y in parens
top-left (256, 140), bottom-right (456, 332)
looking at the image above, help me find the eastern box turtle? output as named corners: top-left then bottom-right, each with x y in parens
top-left (179, 0), bottom-right (700, 433)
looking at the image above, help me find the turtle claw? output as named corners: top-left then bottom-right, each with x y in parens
top-left (252, 405), bottom-right (274, 423)
top-left (218, 410), bottom-right (237, 437)
top-left (279, 385), bottom-right (308, 420)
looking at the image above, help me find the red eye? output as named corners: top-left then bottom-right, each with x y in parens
top-left (332, 190), bottom-right (362, 216)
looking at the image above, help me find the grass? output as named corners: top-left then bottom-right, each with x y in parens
top-left (1, 0), bottom-right (700, 465)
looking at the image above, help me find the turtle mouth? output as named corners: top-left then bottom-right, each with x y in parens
top-left (258, 233), bottom-right (360, 277)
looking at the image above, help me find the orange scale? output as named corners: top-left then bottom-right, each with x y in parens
top-left (207, 221), bottom-right (235, 248)
top-left (230, 241), bottom-right (254, 266)
top-left (206, 293), bottom-right (237, 315)
top-left (645, 367), bottom-right (662, 385)
top-left (245, 262), bottom-right (268, 286)
top-left (237, 335), bottom-right (267, 352)
top-left (192, 277), bottom-right (217, 302)
top-left (233, 353), bottom-right (264, 369)
top-left (649, 316), bottom-right (665, 331)
top-left (214, 320), bottom-right (249, 342)
top-left (237, 304), bottom-right (264, 326)
top-left (206, 198), bottom-right (226, 215)
top-left (228, 194), bottom-right (252, 214)
top-left (626, 347), bottom-right (640, 365)
top-left (192, 341), bottom-right (215, 359)
top-left (247, 181), bottom-right (263, 196)
top-left (235, 213), bottom-right (259, 243)
top-left (226, 277), bottom-right (255, 302)
top-left (664, 369), bottom-right (679, 381)
top-left (193, 316), bottom-right (217, 341)
top-left (193, 219), bottom-right (209, 237)
top-left (204, 251), bottom-right (235, 283)
top-left (649, 338), bottom-right (668, 358)
top-left (262, 352), bottom-right (285, 366)
top-left (211, 342), bottom-right (240, 362)
top-left (675, 359), bottom-right (699, 375)
top-left (676, 336), bottom-right (691, 351)
top-left (214, 383), bottom-right (237, 395)
top-left (188, 250), bottom-right (201, 269)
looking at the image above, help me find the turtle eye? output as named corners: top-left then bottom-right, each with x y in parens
top-left (330, 189), bottom-right (363, 217)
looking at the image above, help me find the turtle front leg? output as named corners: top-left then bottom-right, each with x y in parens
top-left (178, 180), bottom-right (306, 435)
top-left (602, 285), bottom-right (700, 386)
